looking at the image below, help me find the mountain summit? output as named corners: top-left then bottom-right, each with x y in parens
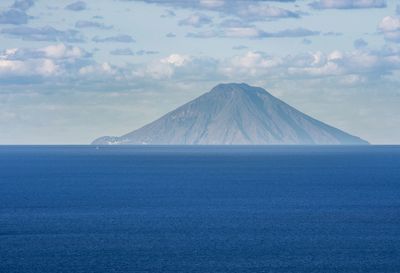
top-left (92, 83), bottom-right (368, 145)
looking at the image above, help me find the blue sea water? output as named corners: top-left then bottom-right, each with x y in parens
top-left (1, 146), bottom-right (400, 273)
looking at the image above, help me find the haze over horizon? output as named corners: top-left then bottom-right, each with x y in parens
top-left (1, 0), bottom-right (400, 144)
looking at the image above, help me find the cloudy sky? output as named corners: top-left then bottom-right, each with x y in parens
top-left (0, 0), bottom-right (399, 144)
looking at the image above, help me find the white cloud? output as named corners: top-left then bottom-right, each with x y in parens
top-left (161, 54), bottom-right (190, 67)
top-left (227, 27), bottom-right (263, 38)
top-left (141, 54), bottom-right (190, 79)
top-left (1, 48), bottom-right (19, 58)
top-left (41, 44), bottom-right (84, 59)
top-left (287, 49), bottom-right (400, 79)
top-left (219, 47), bottom-right (400, 84)
top-left (378, 16), bottom-right (400, 42)
top-left (0, 44), bottom-right (89, 61)
top-left (0, 59), bottom-right (59, 77)
top-left (327, 50), bottom-right (344, 61)
top-left (379, 16), bottom-right (400, 32)
top-left (132, 53), bottom-right (221, 81)
top-left (0, 60), bottom-right (26, 73)
top-left (222, 51), bottom-right (282, 77)
top-left (178, 13), bottom-right (213, 28)
top-left (289, 61), bottom-right (343, 76)
top-left (37, 59), bottom-right (59, 76)
top-left (310, 51), bottom-right (325, 65)
top-left (0, 44), bottom-right (91, 80)
top-left (79, 62), bottom-right (116, 75)
top-left (2, 42), bottom-right (399, 90)
top-left (230, 51), bottom-right (281, 69)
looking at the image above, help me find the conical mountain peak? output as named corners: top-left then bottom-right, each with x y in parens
top-left (209, 83), bottom-right (269, 96)
top-left (92, 83), bottom-right (368, 145)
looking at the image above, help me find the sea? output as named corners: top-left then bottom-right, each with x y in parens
top-left (1, 145), bottom-right (400, 273)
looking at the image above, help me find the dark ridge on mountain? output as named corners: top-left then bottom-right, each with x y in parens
top-left (92, 83), bottom-right (368, 145)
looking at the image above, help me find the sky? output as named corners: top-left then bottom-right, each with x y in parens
top-left (0, 0), bottom-right (399, 144)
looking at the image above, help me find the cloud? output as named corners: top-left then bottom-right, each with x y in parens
top-left (199, 0), bottom-right (225, 8)
top-left (40, 44), bottom-right (90, 59)
top-left (211, 47), bottom-right (400, 87)
top-left (136, 50), bottom-right (159, 55)
top-left (236, 3), bottom-right (299, 20)
top-left (222, 51), bottom-right (283, 77)
top-left (0, 59), bottom-right (58, 77)
top-left (109, 48), bottom-right (159, 56)
top-left (310, 0), bottom-right (386, 9)
top-left (136, 48), bottom-right (398, 84)
top-left (0, 44), bottom-right (93, 81)
top-left (378, 16), bottom-right (400, 42)
top-left (265, 28), bottom-right (320, 38)
top-left (136, 53), bottom-right (219, 81)
top-left (79, 62), bottom-right (117, 76)
top-left (219, 19), bottom-right (252, 28)
top-left (1, 26), bottom-right (84, 42)
top-left (178, 13), bottom-right (213, 28)
top-left (323, 31), bottom-right (343, 36)
top-left (190, 46), bottom-right (400, 85)
top-left (110, 48), bottom-right (135, 56)
top-left (186, 28), bottom-right (254, 39)
top-left (287, 52), bottom-right (345, 77)
top-left (1, 44), bottom-right (90, 60)
top-left (160, 9), bottom-right (176, 18)
top-left (0, 43), bottom-right (117, 85)
top-left (166, 32), bottom-right (176, 38)
top-left (187, 27), bottom-right (320, 39)
top-left (3, 43), bottom-right (399, 91)
top-left (65, 1), bottom-right (87, 11)
top-left (232, 45), bottom-right (248, 50)
top-left (161, 54), bottom-right (188, 67)
top-left (135, 0), bottom-right (301, 21)
top-left (286, 48), bottom-right (400, 80)
top-left (0, 0), bottom-right (35, 25)
top-left (0, 45), bottom-right (162, 86)
top-left (92, 35), bottom-right (135, 43)
top-left (397, 5), bottom-right (400, 15)
top-left (354, 38), bottom-right (368, 49)
top-left (0, 9), bottom-right (30, 25)
top-left (75, 20), bottom-right (113, 29)
top-left (11, 0), bottom-right (35, 11)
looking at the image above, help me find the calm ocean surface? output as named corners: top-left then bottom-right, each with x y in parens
top-left (1, 146), bottom-right (400, 273)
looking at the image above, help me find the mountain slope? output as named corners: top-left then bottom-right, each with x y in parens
top-left (92, 83), bottom-right (368, 145)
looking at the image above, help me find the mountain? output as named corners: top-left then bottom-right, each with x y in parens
top-left (92, 83), bottom-right (368, 145)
